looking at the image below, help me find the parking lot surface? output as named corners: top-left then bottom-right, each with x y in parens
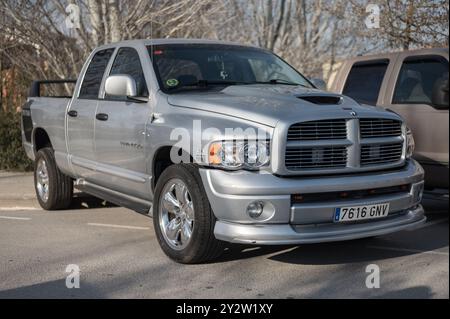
top-left (0, 186), bottom-right (447, 299)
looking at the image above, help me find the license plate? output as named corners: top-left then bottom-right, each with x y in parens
top-left (334, 203), bottom-right (390, 222)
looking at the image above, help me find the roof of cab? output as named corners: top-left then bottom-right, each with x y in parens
top-left (342, 47), bottom-right (449, 63)
top-left (96, 38), bottom-right (260, 50)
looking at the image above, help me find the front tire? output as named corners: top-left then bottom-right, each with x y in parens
top-left (153, 164), bottom-right (224, 264)
top-left (34, 147), bottom-right (73, 210)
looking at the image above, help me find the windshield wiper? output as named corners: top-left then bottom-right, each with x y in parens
top-left (167, 80), bottom-right (248, 91)
top-left (253, 79), bottom-right (308, 87)
top-left (166, 79), bottom-right (308, 92)
top-left (197, 80), bottom-right (249, 86)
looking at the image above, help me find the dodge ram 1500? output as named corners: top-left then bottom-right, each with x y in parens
top-left (22, 39), bottom-right (426, 263)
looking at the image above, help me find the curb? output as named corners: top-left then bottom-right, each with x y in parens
top-left (0, 171), bottom-right (36, 206)
top-left (0, 172), bottom-right (33, 178)
top-left (0, 195), bottom-right (37, 200)
top-left (0, 198), bottom-right (40, 209)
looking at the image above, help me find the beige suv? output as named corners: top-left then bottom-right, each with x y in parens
top-left (330, 48), bottom-right (449, 191)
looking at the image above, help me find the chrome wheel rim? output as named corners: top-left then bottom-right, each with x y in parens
top-left (36, 158), bottom-right (49, 202)
top-left (159, 179), bottom-right (194, 250)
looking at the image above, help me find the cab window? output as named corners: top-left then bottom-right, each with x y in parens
top-left (342, 59), bottom-right (389, 105)
top-left (107, 47), bottom-right (148, 99)
top-left (392, 56), bottom-right (448, 105)
top-left (79, 48), bottom-right (114, 99)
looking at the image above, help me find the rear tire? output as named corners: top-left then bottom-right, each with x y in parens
top-left (153, 164), bottom-right (224, 264)
top-left (34, 147), bottom-right (73, 210)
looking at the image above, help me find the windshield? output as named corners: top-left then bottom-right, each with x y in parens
top-left (147, 44), bottom-right (313, 93)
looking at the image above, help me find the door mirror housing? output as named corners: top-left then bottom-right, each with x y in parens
top-left (310, 78), bottom-right (327, 91)
top-left (431, 77), bottom-right (449, 109)
top-left (105, 74), bottom-right (137, 97)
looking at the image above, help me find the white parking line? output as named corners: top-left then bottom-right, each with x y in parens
top-left (87, 223), bottom-right (150, 230)
top-left (367, 245), bottom-right (449, 256)
top-left (0, 215), bottom-right (32, 220)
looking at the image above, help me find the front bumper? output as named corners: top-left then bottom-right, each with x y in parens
top-left (214, 205), bottom-right (425, 244)
top-left (199, 159), bottom-right (426, 244)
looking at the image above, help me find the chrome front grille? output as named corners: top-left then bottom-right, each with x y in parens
top-left (287, 119), bottom-right (347, 140)
top-left (284, 118), bottom-right (405, 174)
top-left (285, 146), bottom-right (347, 169)
top-left (360, 118), bottom-right (402, 138)
top-left (361, 143), bottom-right (403, 166)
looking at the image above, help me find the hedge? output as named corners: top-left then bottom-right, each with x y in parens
top-left (0, 111), bottom-right (33, 171)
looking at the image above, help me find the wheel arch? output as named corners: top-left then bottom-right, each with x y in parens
top-left (151, 145), bottom-right (194, 191)
top-left (32, 127), bottom-right (53, 155)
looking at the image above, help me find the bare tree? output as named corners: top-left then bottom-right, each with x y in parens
top-left (350, 0), bottom-right (449, 51)
top-left (0, 0), bottom-right (224, 80)
top-left (383, 0), bottom-right (449, 49)
top-left (219, 0), bottom-right (363, 79)
top-left (0, 0), bottom-right (448, 112)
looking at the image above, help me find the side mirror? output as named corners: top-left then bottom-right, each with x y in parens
top-left (105, 74), bottom-right (137, 97)
top-left (310, 78), bottom-right (327, 91)
top-left (431, 77), bottom-right (449, 109)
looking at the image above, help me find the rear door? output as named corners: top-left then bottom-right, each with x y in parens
top-left (381, 53), bottom-right (449, 187)
top-left (92, 46), bottom-right (151, 200)
top-left (67, 48), bottom-right (115, 178)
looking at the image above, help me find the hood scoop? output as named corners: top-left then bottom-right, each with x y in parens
top-left (297, 95), bottom-right (343, 105)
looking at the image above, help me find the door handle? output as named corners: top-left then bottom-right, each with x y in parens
top-left (96, 113), bottom-right (109, 121)
top-left (67, 110), bottom-right (78, 117)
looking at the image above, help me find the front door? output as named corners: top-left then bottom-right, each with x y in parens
top-left (93, 47), bottom-right (152, 199)
top-left (383, 53), bottom-right (449, 188)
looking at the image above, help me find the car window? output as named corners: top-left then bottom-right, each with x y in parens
top-left (107, 47), bottom-right (148, 99)
top-left (392, 56), bottom-right (448, 105)
top-left (248, 59), bottom-right (298, 83)
top-left (156, 58), bottom-right (203, 83)
top-left (148, 44), bottom-right (312, 92)
top-left (79, 48), bottom-right (114, 99)
top-left (342, 60), bottom-right (389, 105)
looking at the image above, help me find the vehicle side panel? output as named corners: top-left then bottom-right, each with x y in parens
top-left (29, 97), bottom-right (73, 176)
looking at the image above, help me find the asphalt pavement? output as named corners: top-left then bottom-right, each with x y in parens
top-left (0, 172), bottom-right (448, 299)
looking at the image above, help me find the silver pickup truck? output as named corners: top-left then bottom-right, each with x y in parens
top-left (21, 39), bottom-right (426, 263)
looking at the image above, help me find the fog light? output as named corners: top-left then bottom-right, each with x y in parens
top-left (411, 182), bottom-right (424, 203)
top-left (416, 184), bottom-right (424, 202)
top-left (247, 201), bottom-right (264, 219)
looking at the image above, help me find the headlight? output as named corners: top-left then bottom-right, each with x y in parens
top-left (406, 127), bottom-right (415, 159)
top-left (208, 140), bottom-right (270, 170)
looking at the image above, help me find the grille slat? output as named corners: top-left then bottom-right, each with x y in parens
top-left (286, 150), bottom-right (348, 153)
top-left (287, 119), bottom-right (347, 141)
top-left (361, 148), bottom-right (403, 153)
top-left (361, 149), bottom-right (403, 153)
top-left (363, 155), bottom-right (403, 160)
top-left (285, 146), bottom-right (347, 170)
top-left (361, 160), bottom-right (401, 165)
top-left (360, 119), bottom-right (402, 138)
top-left (361, 143), bottom-right (403, 166)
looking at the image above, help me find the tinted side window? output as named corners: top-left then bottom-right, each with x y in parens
top-left (393, 56), bottom-right (448, 105)
top-left (343, 60), bottom-right (389, 105)
top-left (108, 47), bottom-right (148, 98)
top-left (79, 48), bottom-right (114, 99)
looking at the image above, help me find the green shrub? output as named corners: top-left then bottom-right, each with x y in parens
top-left (0, 111), bottom-right (33, 171)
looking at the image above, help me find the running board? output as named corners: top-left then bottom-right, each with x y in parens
top-left (75, 179), bottom-right (153, 216)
